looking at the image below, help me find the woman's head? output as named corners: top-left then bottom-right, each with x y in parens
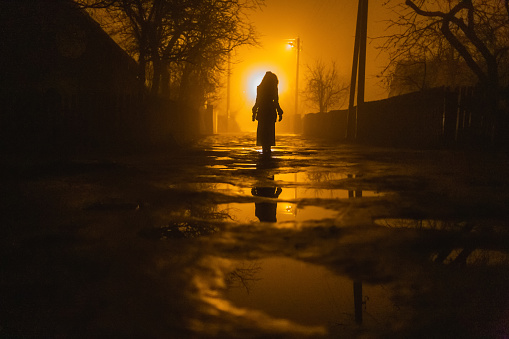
top-left (260, 71), bottom-right (278, 88)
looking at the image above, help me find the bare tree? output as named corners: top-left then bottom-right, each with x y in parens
top-left (377, 0), bottom-right (509, 142)
top-left (74, 0), bottom-right (261, 100)
top-left (165, 0), bottom-right (259, 106)
top-left (303, 60), bottom-right (349, 114)
top-left (379, 0), bottom-right (509, 92)
top-left (387, 48), bottom-right (477, 96)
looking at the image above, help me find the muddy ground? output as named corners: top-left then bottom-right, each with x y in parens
top-left (2, 134), bottom-right (509, 338)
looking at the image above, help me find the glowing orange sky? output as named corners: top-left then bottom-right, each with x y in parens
top-left (217, 0), bottom-right (393, 132)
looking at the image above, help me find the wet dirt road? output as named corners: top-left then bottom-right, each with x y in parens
top-left (2, 133), bottom-right (509, 338)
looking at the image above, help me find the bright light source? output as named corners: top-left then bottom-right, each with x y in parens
top-left (245, 66), bottom-right (287, 101)
top-left (247, 71), bottom-right (266, 100)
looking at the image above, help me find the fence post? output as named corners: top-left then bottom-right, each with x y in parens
top-left (442, 87), bottom-right (458, 146)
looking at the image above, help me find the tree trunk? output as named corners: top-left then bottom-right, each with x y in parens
top-left (151, 55), bottom-right (161, 97)
top-left (137, 51), bottom-right (147, 90)
top-left (160, 62), bottom-right (170, 98)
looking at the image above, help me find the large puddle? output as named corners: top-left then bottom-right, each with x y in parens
top-left (170, 180), bottom-right (382, 225)
top-left (194, 256), bottom-right (408, 337)
top-left (216, 202), bottom-right (338, 224)
top-left (171, 182), bottom-right (382, 199)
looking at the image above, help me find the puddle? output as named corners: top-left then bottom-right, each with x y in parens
top-left (275, 173), bottom-right (383, 198)
top-left (205, 165), bottom-right (229, 170)
top-left (195, 256), bottom-right (406, 337)
top-left (275, 172), bottom-right (350, 183)
top-left (233, 163), bottom-right (257, 167)
top-left (170, 182), bottom-right (381, 200)
top-left (208, 156), bottom-right (234, 160)
top-left (169, 182), bottom-right (379, 225)
top-left (216, 202), bottom-right (337, 224)
top-left (279, 186), bottom-right (381, 199)
top-left (169, 183), bottom-right (253, 196)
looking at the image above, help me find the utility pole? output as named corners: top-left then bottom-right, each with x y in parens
top-left (346, 0), bottom-right (369, 140)
top-left (295, 37), bottom-right (300, 118)
top-left (226, 47), bottom-right (231, 132)
top-left (288, 37), bottom-right (301, 133)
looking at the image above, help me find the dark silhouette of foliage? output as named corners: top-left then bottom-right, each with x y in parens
top-left (379, 0), bottom-right (509, 91)
top-left (378, 0), bottom-right (509, 142)
top-left (74, 0), bottom-right (261, 103)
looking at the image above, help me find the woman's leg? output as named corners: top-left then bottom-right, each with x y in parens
top-left (257, 117), bottom-right (275, 153)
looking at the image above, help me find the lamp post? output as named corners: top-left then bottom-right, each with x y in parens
top-left (226, 44), bottom-right (231, 132)
top-left (288, 37), bottom-right (301, 118)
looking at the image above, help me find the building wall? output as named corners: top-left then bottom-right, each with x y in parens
top-left (0, 1), bottom-right (172, 154)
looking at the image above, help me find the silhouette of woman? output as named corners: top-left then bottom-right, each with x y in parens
top-left (252, 71), bottom-right (283, 153)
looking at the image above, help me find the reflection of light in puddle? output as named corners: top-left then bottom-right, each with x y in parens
top-left (216, 203), bottom-right (337, 225)
top-left (205, 165), bottom-right (229, 169)
top-left (170, 183), bottom-right (252, 196)
top-left (208, 156), bottom-right (234, 160)
top-left (169, 182), bottom-right (380, 225)
top-left (217, 257), bottom-right (402, 333)
top-left (279, 186), bottom-right (381, 199)
top-left (275, 172), bottom-right (349, 183)
top-left (275, 173), bottom-right (382, 198)
top-left (170, 182), bottom-right (381, 200)
top-left (233, 163), bottom-right (257, 167)
top-left (278, 204), bottom-right (337, 222)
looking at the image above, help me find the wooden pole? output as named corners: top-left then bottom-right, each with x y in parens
top-left (358, 0), bottom-right (368, 107)
top-left (226, 48), bottom-right (231, 132)
top-left (354, 281), bottom-right (363, 324)
top-left (295, 37), bottom-right (300, 117)
top-left (346, 0), bottom-right (369, 140)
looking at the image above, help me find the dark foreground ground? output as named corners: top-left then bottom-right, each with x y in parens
top-left (2, 133), bottom-right (509, 338)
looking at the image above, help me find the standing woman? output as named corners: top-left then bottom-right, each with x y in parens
top-left (252, 71), bottom-right (283, 153)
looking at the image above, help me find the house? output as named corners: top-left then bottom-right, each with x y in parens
top-left (0, 0), bottom-right (146, 154)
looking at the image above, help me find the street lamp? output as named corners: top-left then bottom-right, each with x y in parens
top-left (226, 42), bottom-right (232, 132)
top-left (288, 38), bottom-right (301, 118)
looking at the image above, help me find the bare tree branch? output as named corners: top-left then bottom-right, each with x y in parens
top-left (304, 60), bottom-right (348, 113)
top-left (378, 0), bottom-right (508, 92)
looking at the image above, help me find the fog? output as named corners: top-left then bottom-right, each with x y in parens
top-left (216, 0), bottom-right (393, 132)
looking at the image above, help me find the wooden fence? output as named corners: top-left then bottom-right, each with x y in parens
top-left (303, 86), bottom-right (509, 149)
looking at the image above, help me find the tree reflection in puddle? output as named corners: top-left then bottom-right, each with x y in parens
top-left (191, 256), bottom-right (406, 337)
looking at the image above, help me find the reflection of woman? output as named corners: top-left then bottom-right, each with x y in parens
top-left (251, 185), bottom-right (282, 222)
top-left (252, 71), bottom-right (283, 153)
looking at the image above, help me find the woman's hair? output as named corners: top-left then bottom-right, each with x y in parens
top-left (260, 71), bottom-right (278, 88)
